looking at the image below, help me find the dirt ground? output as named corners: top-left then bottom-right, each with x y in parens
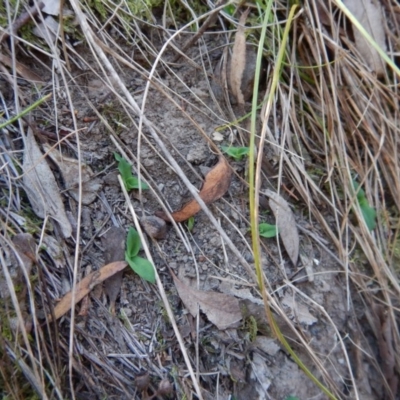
top-left (1, 2), bottom-right (398, 400)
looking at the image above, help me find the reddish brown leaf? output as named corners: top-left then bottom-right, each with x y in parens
top-left (51, 261), bottom-right (127, 321)
top-left (158, 156), bottom-right (232, 222)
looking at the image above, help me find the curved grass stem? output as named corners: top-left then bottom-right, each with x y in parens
top-left (249, 4), bottom-right (337, 399)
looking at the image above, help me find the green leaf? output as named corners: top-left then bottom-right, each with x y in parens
top-left (259, 223), bottom-right (278, 238)
top-left (114, 152), bottom-right (122, 162)
top-left (352, 180), bottom-right (376, 231)
top-left (125, 176), bottom-right (149, 190)
top-left (126, 255), bottom-right (155, 283)
top-left (114, 153), bottom-right (149, 191)
top-left (187, 216), bottom-right (195, 231)
top-left (359, 198), bottom-right (377, 231)
top-left (126, 227), bottom-right (141, 258)
top-left (221, 146), bottom-right (250, 161)
top-left (223, 4), bottom-right (235, 16)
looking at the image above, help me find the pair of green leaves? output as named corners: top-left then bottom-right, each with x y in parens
top-left (259, 222), bottom-right (278, 238)
top-left (222, 146), bottom-right (250, 161)
top-left (352, 180), bottom-right (376, 231)
top-left (114, 153), bottom-right (149, 191)
top-left (125, 227), bottom-right (155, 283)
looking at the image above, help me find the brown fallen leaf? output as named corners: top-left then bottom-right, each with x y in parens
top-left (157, 156), bottom-right (232, 223)
top-left (265, 189), bottom-right (299, 265)
top-left (102, 227), bottom-right (126, 315)
top-left (344, 0), bottom-right (386, 75)
top-left (23, 128), bottom-right (72, 238)
top-left (170, 269), bottom-right (241, 330)
top-left (43, 143), bottom-right (102, 205)
top-left (0, 53), bottom-right (45, 84)
top-left (51, 261), bottom-right (127, 321)
top-left (230, 9), bottom-right (249, 107)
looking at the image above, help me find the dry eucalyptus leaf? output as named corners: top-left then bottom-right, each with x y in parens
top-left (157, 157), bottom-right (232, 223)
top-left (43, 143), bottom-right (102, 205)
top-left (281, 293), bottom-right (317, 326)
top-left (0, 54), bottom-right (44, 84)
top-left (23, 128), bottom-right (72, 238)
top-left (171, 270), bottom-right (242, 330)
top-left (230, 9), bottom-right (249, 106)
top-left (344, 0), bottom-right (386, 75)
top-left (266, 189), bottom-right (299, 265)
top-left (102, 227), bottom-right (126, 314)
top-left (51, 261), bottom-right (127, 321)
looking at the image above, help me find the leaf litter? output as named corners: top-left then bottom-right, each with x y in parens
top-left (2, 1), bottom-right (397, 398)
top-left (343, 0), bottom-right (386, 75)
top-left (229, 9), bottom-right (249, 107)
top-left (22, 128), bottom-right (72, 238)
top-left (43, 143), bottom-right (102, 205)
top-left (157, 156), bottom-right (232, 222)
top-left (170, 269), bottom-right (242, 330)
top-left (51, 261), bottom-right (127, 321)
top-left (265, 189), bottom-right (299, 265)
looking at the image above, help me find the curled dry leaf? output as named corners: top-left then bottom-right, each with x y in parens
top-left (23, 128), bottom-right (72, 238)
top-left (43, 143), bottom-right (102, 205)
top-left (230, 9), bottom-right (249, 107)
top-left (171, 270), bottom-right (242, 330)
top-left (157, 156), bottom-right (232, 223)
top-left (344, 0), bottom-right (386, 75)
top-left (265, 189), bottom-right (299, 265)
top-left (51, 261), bottom-right (127, 320)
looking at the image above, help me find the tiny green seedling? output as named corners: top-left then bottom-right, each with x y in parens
top-left (259, 223), bottom-right (278, 238)
top-left (352, 180), bottom-right (376, 231)
top-left (114, 153), bottom-right (149, 191)
top-left (221, 146), bottom-right (250, 161)
top-left (125, 227), bottom-right (155, 283)
top-left (187, 216), bottom-right (195, 231)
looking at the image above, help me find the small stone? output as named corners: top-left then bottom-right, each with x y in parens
top-left (157, 378), bottom-right (173, 395)
top-left (186, 144), bottom-right (208, 164)
top-left (140, 216), bottom-right (167, 240)
top-left (134, 371), bottom-right (150, 391)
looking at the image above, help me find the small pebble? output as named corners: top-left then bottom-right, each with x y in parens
top-left (140, 216), bottom-right (167, 240)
